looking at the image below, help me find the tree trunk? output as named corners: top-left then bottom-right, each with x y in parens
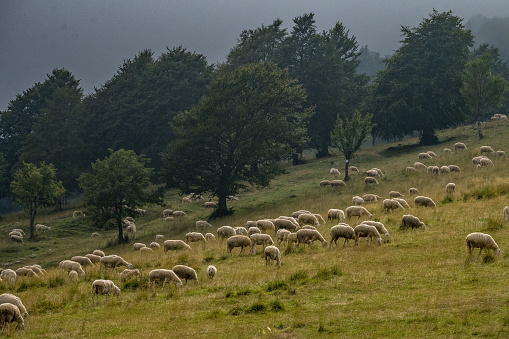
top-left (292, 153), bottom-right (300, 166)
top-left (29, 206), bottom-right (36, 239)
top-left (344, 158), bottom-right (350, 181)
top-left (116, 210), bottom-right (125, 244)
top-left (217, 194), bottom-right (228, 216)
top-left (419, 127), bottom-right (438, 145)
top-left (477, 120), bottom-right (484, 139)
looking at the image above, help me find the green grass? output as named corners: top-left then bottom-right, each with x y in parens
top-left (2, 120), bottom-right (509, 337)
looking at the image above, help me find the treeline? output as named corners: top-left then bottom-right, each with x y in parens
top-left (0, 11), bottom-right (508, 213)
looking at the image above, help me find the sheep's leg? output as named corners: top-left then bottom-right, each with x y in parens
top-left (343, 238), bottom-right (348, 247)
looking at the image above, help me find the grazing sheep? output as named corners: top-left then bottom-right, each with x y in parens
top-left (0, 294), bottom-right (27, 319)
top-left (204, 233), bottom-right (216, 242)
top-left (85, 254), bottom-right (102, 264)
top-left (314, 213), bottom-right (326, 225)
top-left (264, 245), bottom-right (282, 267)
top-left (426, 151), bottom-right (437, 158)
top-left (465, 232), bottom-right (501, 255)
top-left (296, 229), bottom-right (327, 247)
top-left (133, 243), bottom-right (146, 251)
top-left (150, 242), bottom-right (161, 250)
top-left (362, 194), bottom-right (382, 202)
top-left (247, 227), bottom-right (261, 237)
top-left (330, 179), bottom-right (346, 189)
top-left (504, 206), bottom-right (509, 221)
top-left (134, 208), bottom-right (146, 216)
top-left (172, 265), bottom-right (199, 283)
top-left (352, 196), bottom-right (364, 206)
top-left (392, 198), bottom-right (410, 209)
top-left (204, 202), bottom-right (217, 208)
top-left (495, 151), bottom-right (506, 159)
top-left (163, 240), bottom-right (192, 252)
top-left (330, 168), bottom-right (341, 176)
top-left (414, 196), bottom-right (436, 208)
top-left (226, 235), bottom-right (252, 255)
top-left (354, 224), bottom-right (382, 246)
top-left (274, 218), bottom-right (298, 232)
top-left (8, 231), bottom-right (23, 238)
top-left (362, 169), bottom-right (380, 177)
top-left (9, 235), bottom-right (23, 244)
top-left (195, 220), bottom-right (212, 230)
top-left (234, 227), bottom-right (248, 235)
top-left (99, 255), bottom-right (133, 270)
top-left (124, 217), bottom-right (135, 223)
top-left (59, 260), bottom-right (85, 276)
top-left (330, 224), bottom-right (355, 247)
top-left (297, 213), bottom-right (319, 226)
top-left (276, 229), bottom-right (291, 245)
top-left (383, 199), bottom-right (405, 213)
top-left (71, 256), bottom-right (94, 267)
top-left (408, 188), bottom-right (419, 195)
top-left (91, 279), bottom-right (121, 302)
top-left (246, 221), bottom-right (258, 229)
top-left (185, 232), bottom-right (207, 245)
top-left (35, 224), bottom-right (51, 232)
top-left (345, 206), bottom-right (373, 221)
top-left (406, 166), bottom-right (416, 174)
top-left (120, 269), bottom-right (141, 282)
top-left (250, 233), bottom-right (274, 254)
top-left (126, 224), bottom-right (136, 236)
top-left (277, 215), bottom-right (300, 228)
top-left (287, 232), bottom-right (298, 245)
top-left (349, 166), bottom-right (359, 173)
top-left (443, 148), bottom-right (452, 155)
top-left (148, 269), bottom-right (182, 288)
top-left (446, 183), bottom-right (456, 194)
top-left (389, 191), bottom-right (404, 198)
top-left (291, 210), bottom-right (311, 218)
top-left (217, 226), bottom-right (237, 241)
top-left (364, 177), bottom-right (379, 185)
top-left (454, 142), bottom-right (467, 151)
top-left (207, 265), bottom-right (217, 280)
top-left (173, 211), bottom-right (187, 217)
top-left (93, 250), bottom-right (105, 257)
top-left (24, 265), bottom-right (46, 276)
top-left (68, 270), bottom-right (79, 282)
top-left (439, 166), bottom-right (450, 174)
top-left (140, 247), bottom-right (154, 255)
top-left (418, 152), bottom-right (432, 160)
top-left (162, 209), bottom-right (173, 217)
top-left (401, 214), bottom-right (426, 230)
top-left (15, 268), bottom-right (37, 278)
top-left (413, 162), bottom-right (426, 170)
top-left (155, 234), bottom-right (164, 242)
top-left (480, 157), bottom-right (494, 167)
top-left (448, 165), bottom-right (461, 172)
top-left (11, 229), bottom-right (25, 236)
top-left (327, 209), bottom-right (345, 222)
top-left (361, 221), bottom-right (390, 243)
top-left (319, 180), bottom-right (331, 187)
top-left (90, 232), bottom-right (100, 238)
top-left (0, 270), bottom-right (16, 283)
top-left (0, 303), bottom-right (25, 332)
top-left (372, 168), bottom-right (384, 177)
top-left (472, 156), bottom-right (488, 165)
top-left (480, 145), bottom-right (495, 155)
top-left (256, 220), bottom-right (275, 233)
top-left (427, 166), bottom-right (439, 175)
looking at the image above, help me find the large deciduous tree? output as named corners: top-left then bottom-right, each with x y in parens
top-left (370, 10), bottom-right (473, 145)
top-left (161, 62), bottom-right (313, 216)
top-left (79, 149), bottom-right (163, 244)
top-left (11, 162), bottom-right (65, 239)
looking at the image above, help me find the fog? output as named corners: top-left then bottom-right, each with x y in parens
top-left (1, 0), bottom-right (508, 110)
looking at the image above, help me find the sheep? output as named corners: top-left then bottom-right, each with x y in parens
top-left (0, 294), bottom-right (28, 318)
top-left (195, 220), bottom-right (212, 230)
top-left (406, 167), bottom-right (416, 174)
top-left (427, 166), bottom-right (439, 175)
top-left (319, 180), bottom-right (331, 187)
top-left (0, 270), bottom-right (16, 282)
top-left (472, 156), bottom-right (488, 165)
top-left (361, 221), bottom-right (390, 243)
top-left (185, 232), bottom-right (207, 245)
top-left (363, 169), bottom-right (380, 177)
top-left (446, 183), bottom-right (456, 194)
top-left (173, 211), bottom-right (187, 217)
top-left (296, 229), bottom-right (327, 247)
top-left (246, 220), bottom-right (258, 229)
top-left (330, 168), bottom-right (341, 176)
top-left (93, 250), bottom-right (105, 257)
top-left (247, 227), bottom-right (261, 237)
top-left (443, 148), bottom-right (452, 155)
top-left (287, 232), bottom-right (298, 245)
top-left (349, 166), bottom-right (359, 173)
top-left (68, 270), bottom-right (79, 282)
top-left (504, 206), bottom-right (509, 221)
top-left (414, 196), bottom-right (436, 208)
top-left (11, 228), bottom-right (25, 236)
top-left (330, 224), bottom-right (355, 247)
top-left (15, 268), bottom-right (37, 278)
top-left (226, 235), bottom-right (252, 255)
top-left (274, 218), bottom-right (298, 232)
top-left (140, 247), bottom-right (154, 255)
top-left (99, 255), bottom-right (133, 270)
top-left (85, 254), bottom-right (102, 264)
top-left (383, 199), bottom-right (405, 213)
top-left (256, 219), bottom-right (275, 233)
top-left (90, 232), bottom-right (101, 238)
top-left (276, 229), bottom-right (291, 245)
top-left (8, 231), bottom-right (23, 238)
top-left (480, 157), bottom-right (494, 167)
top-left (207, 265), bottom-right (217, 280)
top-left (0, 303), bottom-right (25, 332)
top-left (91, 279), bottom-right (121, 302)
top-left (448, 165), bottom-right (461, 172)
top-left (162, 209), bottom-right (173, 218)
top-left (401, 214), bottom-right (426, 230)
top-left (495, 151), bottom-right (506, 159)
top-left (124, 216), bottom-right (135, 223)
top-left (217, 226), bottom-right (237, 241)
top-left (345, 206), bottom-right (373, 221)
top-left (264, 245), bottom-right (282, 267)
top-left (465, 232), bottom-right (501, 255)
top-left (454, 142), bottom-right (467, 151)
top-left (204, 233), bottom-right (216, 242)
top-left (330, 179), bottom-right (346, 189)
top-left (133, 243), bottom-right (146, 251)
top-left (362, 194), bottom-right (382, 203)
top-left (172, 265), bottom-right (199, 283)
top-left (426, 151), bottom-right (437, 158)
top-left (35, 224), bottom-right (51, 232)
top-left (439, 166), bottom-right (450, 174)
top-left (250, 233), bottom-right (274, 254)
top-left (418, 152), bottom-right (432, 160)
top-left (372, 168), bottom-right (384, 177)
top-left (291, 210), bottom-right (311, 218)
top-left (480, 145), bottom-right (495, 155)
top-left (392, 198), bottom-right (410, 209)
top-left (327, 209), bottom-right (345, 222)
top-left (234, 227), bottom-right (248, 235)
top-left (364, 177), bottom-right (379, 185)
top-left (314, 213), bottom-right (326, 225)
top-left (148, 269), bottom-right (182, 288)
top-left (9, 235), bottom-right (23, 244)
top-left (389, 191), bottom-right (404, 198)
top-left (126, 224), bottom-right (136, 236)
top-left (413, 162), bottom-right (426, 170)
top-left (134, 208), bottom-right (146, 217)
top-left (352, 196), bottom-right (364, 206)
top-left (71, 256), bottom-right (94, 267)
top-left (204, 202), bottom-right (217, 208)
top-left (354, 224), bottom-right (382, 246)
top-left (296, 213), bottom-right (318, 226)
top-left (120, 268), bottom-right (141, 282)
top-left (59, 260), bottom-right (85, 276)
top-left (163, 240), bottom-right (192, 252)
top-left (23, 265), bottom-right (46, 276)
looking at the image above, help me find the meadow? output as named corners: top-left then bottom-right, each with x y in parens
top-left (2, 121), bottom-right (509, 338)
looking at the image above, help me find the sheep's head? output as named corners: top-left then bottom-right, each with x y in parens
top-left (495, 248), bottom-right (501, 256)
top-left (377, 238), bottom-right (383, 246)
top-left (127, 263), bottom-right (133, 269)
top-left (421, 224), bottom-right (426, 231)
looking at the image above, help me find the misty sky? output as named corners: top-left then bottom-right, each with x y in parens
top-left (1, 1), bottom-right (508, 111)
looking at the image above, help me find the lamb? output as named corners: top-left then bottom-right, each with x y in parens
top-left (327, 209), bottom-right (345, 222)
top-left (140, 247), bottom-right (154, 254)
top-left (480, 145), bottom-right (495, 155)
top-left (393, 198), bottom-right (410, 209)
top-left (414, 196), bottom-right (436, 208)
top-left (276, 229), bottom-right (291, 245)
top-left (0, 270), bottom-right (16, 282)
top-left (204, 233), bottom-right (216, 241)
top-left (234, 227), bottom-right (248, 235)
top-left (195, 220), bottom-right (212, 230)
top-left (413, 162), bottom-right (426, 170)
top-left (465, 232), bottom-right (501, 255)
top-left (319, 180), bottom-right (331, 187)
top-left (401, 214), bottom-right (426, 230)
top-left (59, 260), bottom-right (85, 276)
top-left (148, 269), bottom-right (183, 288)
top-left (345, 206), bottom-right (373, 220)
top-left (446, 183), bottom-right (456, 194)
top-left (418, 152), bottom-right (432, 160)
top-left (163, 240), bottom-right (192, 252)
top-left (85, 254), bottom-right (102, 264)
top-left (504, 206), bottom-right (509, 221)
top-left (120, 268), bottom-right (141, 282)
top-left (155, 234), bottom-right (164, 242)
top-left (217, 226), bottom-right (237, 241)
top-left (90, 232), bottom-right (101, 238)
top-left (364, 177), bottom-right (379, 185)
top-left (352, 196), bottom-right (364, 206)
top-left (329, 224), bottom-right (355, 247)
top-left (247, 227), bottom-right (261, 237)
top-left (0, 302), bottom-right (25, 332)
top-left (362, 194), bottom-right (382, 202)
top-left (207, 265), bottom-right (217, 280)
top-left (448, 165), bottom-right (461, 172)
top-left (354, 224), bottom-right (382, 246)
top-left (185, 232), bottom-right (207, 245)
top-left (93, 250), bottom-right (105, 257)
top-left (9, 235), bottom-right (23, 244)
top-left (361, 221), bottom-right (390, 243)
top-left (250, 233), bottom-right (274, 254)
top-left (330, 168), bottom-right (341, 176)
top-left (389, 191), bottom-right (404, 198)
top-left (133, 243), bottom-right (147, 251)
top-left (383, 199), bottom-right (405, 213)
top-left (330, 179), bottom-right (346, 189)
top-left (99, 255), bottom-right (133, 270)
top-left (264, 245), bottom-right (282, 267)
top-left (256, 220), bottom-right (275, 233)
top-left (226, 235), bottom-right (252, 255)
top-left (454, 142), bottom-right (467, 151)
top-left (439, 166), bottom-right (450, 174)
top-left (172, 265), bottom-right (199, 283)
top-left (91, 279), bottom-right (121, 302)
top-left (408, 188), bottom-right (419, 195)
top-left (35, 224), bottom-right (51, 232)
top-left (443, 148), bottom-right (452, 154)
top-left (496, 151), bottom-right (506, 159)
top-left (0, 294), bottom-right (28, 318)
top-left (70, 256), bottom-right (94, 267)
top-left (15, 268), bottom-right (37, 278)
top-left (150, 242), bottom-right (161, 249)
top-left (274, 218), bottom-right (298, 232)
top-left (296, 229), bottom-right (327, 247)
top-left (68, 270), bottom-right (79, 282)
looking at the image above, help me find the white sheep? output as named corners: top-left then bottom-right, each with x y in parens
top-left (173, 211), bottom-right (187, 217)
top-left (274, 218), bottom-right (298, 232)
top-left (349, 166), bottom-right (359, 173)
top-left (207, 265), bottom-right (217, 280)
top-left (354, 224), bottom-right (382, 246)
top-left (426, 151), bottom-right (437, 158)
top-left (446, 183), bottom-right (456, 194)
top-left (217, 226), bottom-right (237, 241)
top-left (364, 177), bottom-right (379, 185)
top-left (91, 279), bottom-right (121, 302)
top-left (454, 142), bottom-right (467, 151)
top-left (196, 220), bottom-right (212, 230)
top-left (0, 294), bottom-right (28, 318)
top-left (405, 167), bottom-right (416, 174)
top-left (185, 232), bottom-right (207, 245)
top-left (204, 233), bottom-right (216, 242)
top-left (9, 235), bottom-right (23, 244)
top-left (150, 242), bottom-right (161, 249)
top-left (320, 180), bottom-right (331, 187)
top-left (372, 168), bottom-right (384, 177)
top-left (330, 168), bottom-right (341, 176)
top-left (414, 196), bottom-right (436, 208)
top-left (362, 194), bottom-right (382, 202)
top-left (401, 214), bottom-right (426, 230)
top-left (247, 227), bottom-right (261, 237)
top-left (162, 209), bottom-right (173, 217)
top-left (8, 231), bottom-right (23, 238)
top-left (448, 165), bottom-right (461, 172)
top-left (504, 206), bottom-right (509, 221)
top-left (246, 221), bottom-right (258, 229)
top-left (0, 302), bottom-right (25, 332)
top-left (439, 166), bottom-right (450, 174)
top-left (392, 198), bottom-right (410, 209)
top-left (59, 260), bottom-right (85, 276)
top-left (480, 157), bottom-right (494, 167)
top-left (345, 206), bottom-right (373, 220)
top-left (480, 145), bottom-right (495, 155)
top-left (256, 220), bottom-right (275, 233)
top-left (99, 255), bottom-right (133, 270)
top-left (172, 265), bottom-right (199, 283)
top-left (330, 179), bottom-right (346, 189)
top-left (133, 243), bottom-right (147, 251)
top-left (352, 196), bottom-right (364, 206)
top-left (296, 229), bottom-right (327, 247)
top-left (85, 254), bottom-right (102, 264)
top-left (250, 233), bottom-right (274, 254)
top-left (291, 210), bottom-right (312, 218)
top-left (465, 232), bottom-right (501, 255)
top-left (443, 148), bottom-right (452, 155)
top-left (90, 232), bottom-right (100, 238)
top-left (472, 155), bottom-right (488, 165)
top-left (163, 240), bottom-right (192, 252)
top-left (120, 268), bottom-right (141, 282)
top-left (68, 270), bottom-right (79, 282)
top-left (140, 247), bottom-right (154, 255)
top-left (363, 169), bottom-right (380, 177)
top-left (234, 227), bottom-right (248, 235)
top-left (383, 199), bottom-right (405, 213)
top-left (148, 269), bottom-right (182, 288)
top-left (408, 188), bottom-right (419, 195)
top-left (226, 235), bottom-right (252, 255)
top-left (35, 224), bottom-right (51, 232)
top-left (15, 267), bottom-right (37, 278)
top-left (23, 265), bottom-right (46, 276)
top-left (155, 234), bottom-right (164, 242)
top-left (327, 209), bottom-right (345, 222)
top-left (495, 150), bottom-right (506, 159)
top-left (276, 229), bottom-right (291, 245)
top-left (361, 221), bottom-right (390, 243)
top-left (11, 229), bottom-right (25, 236)
top-left (427, 166), bottom-right (439, 175)
top-left (126, 224), bottom-right (136, 236)
top-left (70, 256), bottom-right (94, 267)
top-left (297, 213), bottom-right (319, 226)
top-left (264, 245), bottom-right (281, 267)
top-left (413, 162), bottom-right (426, 170)
top-left (329, 224), bottom-right (355, 247)
top-left (418, 152), bottom-right (432, 160)
top-left (204, 201), bottom-right (217, 208)
top-left (287, 232), bottom-right (298, 245)
top-left (93, 250), bottom-right (105, 257)
top-left (0, 270), bottom-right (16, 283)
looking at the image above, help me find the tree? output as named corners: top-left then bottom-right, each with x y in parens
top-left (461, 53), bottom-right (508, 139)
top-left (79, 149), bottom-right (163, 244)
top-left (11, 162), bottom-right (65, 239)
top-left (370, 10), bottom-right (473, 145)
top-left (161, 62), bottom-right (313, 216)
top-left (330, 111), bottom-right (374, 181)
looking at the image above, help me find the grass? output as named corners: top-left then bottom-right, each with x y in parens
top-left (2, 120), bottom-right (509, 337)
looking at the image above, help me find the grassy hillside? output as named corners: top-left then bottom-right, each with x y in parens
top-left (2, 120), bottom-right (509, 338)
